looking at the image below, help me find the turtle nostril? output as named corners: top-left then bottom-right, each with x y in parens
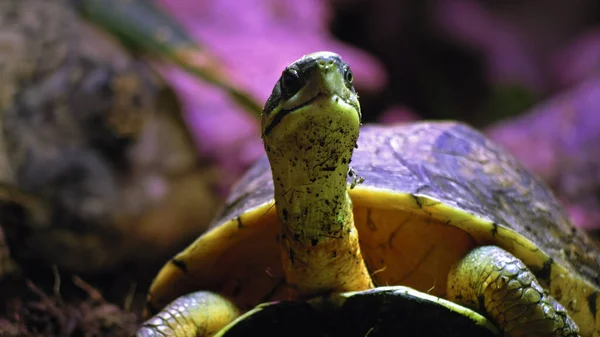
top-left (318, 59), bottom-right (335, 68)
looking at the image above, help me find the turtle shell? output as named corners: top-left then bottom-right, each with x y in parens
top-left (216, 287), bottom-right (499, 337)
top-left (146, 122), bottom-right (600, 336)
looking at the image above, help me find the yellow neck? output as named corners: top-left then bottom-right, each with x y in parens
top-left (266, 128), bottom-right (373, 298)
top-left (273, 161), bottom-right (351, 242)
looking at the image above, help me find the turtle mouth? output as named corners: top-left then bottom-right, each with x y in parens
top-left (263, 93), bottom-right (359, 136)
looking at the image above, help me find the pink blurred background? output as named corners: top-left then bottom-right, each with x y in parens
top-left (153, 0), bottom-right (600, 230)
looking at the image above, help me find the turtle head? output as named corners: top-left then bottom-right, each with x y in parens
top-left (261, 51), bottom-right (361, 160)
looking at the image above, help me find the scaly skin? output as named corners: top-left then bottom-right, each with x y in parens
top-left (448, 246), bottom-right (580, 337)
top-left (137, 292), bottom-right (239, 337)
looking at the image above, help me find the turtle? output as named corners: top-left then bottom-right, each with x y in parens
top-left (0, 0), bottom-right (219, 275)
top-left (137, 51), bottom-right (600, 337)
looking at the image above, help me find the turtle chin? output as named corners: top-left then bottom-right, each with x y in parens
top-left (264, 94), bottom-right (360, 154)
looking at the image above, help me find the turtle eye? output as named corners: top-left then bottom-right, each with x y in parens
top-left (344, 67), bottom-right (354, 85)
top-left (280, 68), bottom-right (302, 97)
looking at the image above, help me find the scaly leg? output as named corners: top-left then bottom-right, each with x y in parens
top-left (447, 246), bottom-right (579, 337)
top-left (137, 291), bottom-right (240, 337)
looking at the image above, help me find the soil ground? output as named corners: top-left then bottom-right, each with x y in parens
top-left (0, 262), bottom-right (161, 336)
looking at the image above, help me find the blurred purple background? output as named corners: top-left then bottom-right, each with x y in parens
top-left (154, 0), bottom-right (600, 229)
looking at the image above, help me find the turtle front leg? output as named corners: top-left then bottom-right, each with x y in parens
top-left (137, 291), bottom-right (240, 337)
top-left (447, 246), bottom-right (580, 337)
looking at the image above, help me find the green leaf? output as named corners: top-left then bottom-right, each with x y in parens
top-left (74, 0), bottom-right (262, 118)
